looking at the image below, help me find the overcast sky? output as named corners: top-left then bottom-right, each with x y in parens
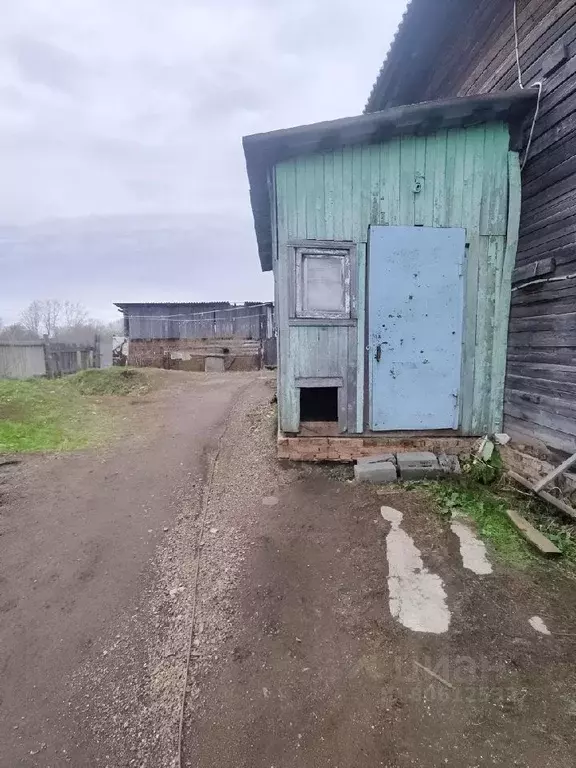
top-left (0, 0), bottom-right (407, 323)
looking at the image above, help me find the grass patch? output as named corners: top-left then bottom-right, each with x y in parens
top-left (0, 369), bottom-right (152, 453)
top-left (71, 368), bottom-right (151, 396)
top-left (418, 476), bottom-right (576, 570)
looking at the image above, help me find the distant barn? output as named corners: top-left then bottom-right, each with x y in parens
top-left (114, 301), bottom-right (275, 371)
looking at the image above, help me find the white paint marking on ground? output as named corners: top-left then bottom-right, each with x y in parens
top-left (450, 520), bottom-right (493, 575)
top-left (529, 616), bottom-right (551, 635)
top-left (380, 506), bottom-right (450, 634)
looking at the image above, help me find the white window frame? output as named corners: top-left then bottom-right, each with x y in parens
top-left (294, 245), bottom-right (352, 319)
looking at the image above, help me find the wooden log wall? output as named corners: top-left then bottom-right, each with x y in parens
top-left (374, 0), bottom-right (576, 455)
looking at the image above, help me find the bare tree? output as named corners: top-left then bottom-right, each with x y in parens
top-left (17, 299), bottom-right (116, 341)
top-left (41, 299), bottom-right (62, 338)
top-left (62, 300), bottom-right (89, 329)
top-left (20, 300), bottom-right (43, 337)
top-left (0, 323), bottom-right (39, 341)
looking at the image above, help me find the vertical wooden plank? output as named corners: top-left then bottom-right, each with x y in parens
top-left (356, 242), bottom-right (366, 433)
top-left (314, 154), bottom-right (326, 240)
top-left (387, 137), bottom-right (401, 226)
top-left (342, 147), bottom-right (353, 239)
top-left (458, 126), bottom-right (485, 433)
top-left (399, 136), bottom-right (416, 225)
top-left (432, 130), bottom-right (448, 227)
top-left (369, 144), bottom-right (381, 226)
top-left (420, 135), bottom-right (435, 227)
top-left (472, 235), bottom-right (499, 434)
top-left (294, 156), bottom-right (308, 239)
top-left (480, 123), bottom-right (496, 236)
top-left (347, 324), bottom-right (357, 433)
top-left (324, 151), bottom-right (335, 241)
top-left (443, 128), bottom-right (457, 226)
top-left (305, 155), bottom-right (316, 239)
top-left (447, 129), bottom-right (466, 228)
top-left (413, 135), bottom-right (427, 225)
top-left (491, 151), bottom-right (522, 431)
top-left (378, 142), bottom-right (389, 225)
top-left (351, 144), bottom-right (364, 242)
top-left (284, 160), bottom-right (298, 240)
top-left (274, 162), bottom-right (296, 432)
top-left (361, 144), bottom-right (372, 237)
top-left (331, 150), bottom-right (344, 240)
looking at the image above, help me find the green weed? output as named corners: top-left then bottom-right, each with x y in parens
top-left (0, 369), bottom-right (151, 453)
top-left (418, 476), bottom-right (576, 570)
top-left (425, 479), bottom-right (535, 567)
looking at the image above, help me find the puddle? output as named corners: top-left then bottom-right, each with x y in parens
top-left (380, 506), bottom-right (450, 634)
top-left (529, 616), bottom-right (551, 635)
top-left (450, 519), bottom-right (493, 575)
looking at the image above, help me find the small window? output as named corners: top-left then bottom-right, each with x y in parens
top-left (295, 246), bottom-right (351, 318)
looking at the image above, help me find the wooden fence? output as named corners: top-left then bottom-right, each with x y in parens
top-left (0, 337), bottom-right (101, 379)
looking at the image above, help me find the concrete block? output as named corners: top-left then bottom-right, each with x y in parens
top-left (205, 355), bottom-right (225, 373)
top-left (438, 453), bottom-right (462, 475)
top-left (356, 453), bottom-right (396, 466)
top-left (397, 451), bottom-right (442, 480)
top-left (354, 461), bottom-right (397, 484)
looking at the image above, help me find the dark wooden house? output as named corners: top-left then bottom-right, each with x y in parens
top-left (365, 0), bottom-right (576, 457)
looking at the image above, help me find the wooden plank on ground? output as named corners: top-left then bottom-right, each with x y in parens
top-left (506, 508), bottom-right (562, 556)
top-left (534, 450), bottom-right (576, 491)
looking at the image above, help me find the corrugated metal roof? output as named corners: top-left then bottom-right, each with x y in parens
top-left (244, 89), bottom-right (537, 272)
top-left (364, 0), bottom-right (417, 112)
top-left (364, 0), bottom-right (475, 113)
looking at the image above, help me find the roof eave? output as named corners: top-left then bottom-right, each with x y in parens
top-left (244, 89), bottom-right (537, 271)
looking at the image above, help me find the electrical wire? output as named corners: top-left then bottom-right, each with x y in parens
top-left (125, 312), bottom-right (265, 324)
top-left (513, 0), bottom-right (524, 88)
top-left (513, 0), bottom-right (543, 171)
top-left (520, 81), bottom-right (543, 171)
top-left (119, 302), bottom-right (271, 320)
top-left (511, 271), bottom-right (576, 292)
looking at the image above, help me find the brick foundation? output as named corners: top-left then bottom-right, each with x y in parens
top-left (278, 434), bottom-right (476, 462)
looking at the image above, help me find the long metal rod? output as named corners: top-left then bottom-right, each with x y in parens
top-left (533, 451), bottom-right (576, 492)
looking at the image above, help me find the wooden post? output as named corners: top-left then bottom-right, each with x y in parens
top-left (94, 333), bottom-right (101, 369)
top-left (43, 335), bottom-right (53, 378)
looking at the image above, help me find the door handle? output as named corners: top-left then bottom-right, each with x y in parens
top-left (375, 344), bottom-right (382, 363)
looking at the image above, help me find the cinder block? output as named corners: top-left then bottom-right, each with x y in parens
top-left (205, 355), bottom-right (225, 373)
top-left (354, 461), bottom-right (397, 484)
top-left (397, 451), bottom-right (442, 480)
top-left (357, 453), bottom-right (396, 466)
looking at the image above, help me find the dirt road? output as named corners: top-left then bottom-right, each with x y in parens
top-left (2, 371), bottom-right (576, 767)
top-left (0, 372), bottom-right (262, 766)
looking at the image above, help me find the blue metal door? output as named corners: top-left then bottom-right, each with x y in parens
top-left (368, 226), bottom-right (465, 431)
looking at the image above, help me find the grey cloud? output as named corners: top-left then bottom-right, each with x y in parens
top-left (7, 35), bottom-right (83, 93)
top-left (0, 0), bottom-right (407, 323)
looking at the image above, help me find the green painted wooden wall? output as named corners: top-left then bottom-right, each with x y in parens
top-left (274, 122), bottom-right (521, 435)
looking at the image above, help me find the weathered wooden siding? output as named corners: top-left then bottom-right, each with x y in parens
top-left (274, 123), bottom-right (518, 435)
top-left (124, 303), bottom-right (272, 341)
top-left (368, 0), bottom-right (576, 454)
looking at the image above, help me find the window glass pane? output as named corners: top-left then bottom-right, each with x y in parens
top-left (303, 255), bottom-right (344, 312)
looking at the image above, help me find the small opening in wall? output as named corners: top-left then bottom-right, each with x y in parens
top-left (300, 387), bottom-right (338, 422)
